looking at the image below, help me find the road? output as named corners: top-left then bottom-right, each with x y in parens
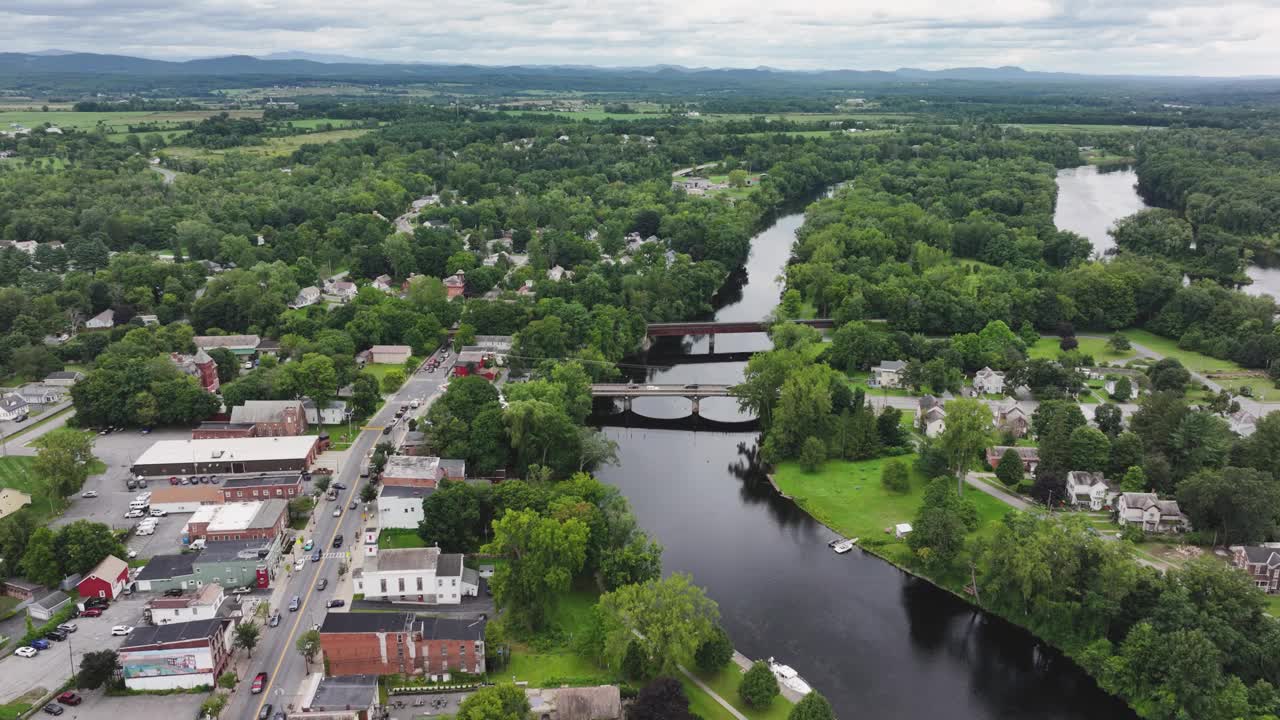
top-left (149, 166), bottom-right (177, 185)
top-left (228, 350), bottom-right (455, 720)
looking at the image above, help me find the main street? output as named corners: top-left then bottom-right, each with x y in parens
top-left (226, 350), bottom-right (456, 720)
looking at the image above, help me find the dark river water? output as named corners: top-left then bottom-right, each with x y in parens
top-left (596, 205), bottom-right (1136, 718)
top-left (1054, 164), bottom-right (1280, 300)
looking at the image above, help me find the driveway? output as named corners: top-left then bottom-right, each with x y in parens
top-left (0, 595), bottom-right (148, 703)
top-left (964, 472), bottom-right (1034, 511)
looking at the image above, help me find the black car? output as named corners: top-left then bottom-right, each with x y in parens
top-left (258, 703), bottom-right (273, 720)
top-left (164, 588), bottom-right (184, 597)
top-left (332, 534), bottom-right (344, 548)
top-left (326, 599), bottom-right (345, 608)
top-left (332, 482), bottom-right (346, 490)
top-left (42, 704), bottom-right (63, 716)
top-left (382, 426), bottom-right (392, 435)
top-left (83, 597), bottom-right (109, 610)
top-left (44, 630), bottom-right (66, 642)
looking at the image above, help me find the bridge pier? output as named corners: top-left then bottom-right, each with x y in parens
top-left (708, 334), bottom-right (715, 353)
top-left (621, 396), bottom-right (632, 412)
top-left (690, 396), bottom-right (700, 415)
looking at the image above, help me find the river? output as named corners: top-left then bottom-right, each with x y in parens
top-left (1054, 163), bottom-right (1280, 300)
top-left (596, 205), bottom-right (1135, 718)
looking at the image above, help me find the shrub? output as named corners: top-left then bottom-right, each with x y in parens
top-left (739, 660), bottom-right (779, 709)
top-left (694, 626), bottom-right (734, 673)
top-left (217, 671), bottom-right (238, 689)
top-left (799, 436), bottom-right (826, 473)
top-left (995, 449), bottom-right (1024, 487)
top-left (880, 459), bottom-right (910, 493)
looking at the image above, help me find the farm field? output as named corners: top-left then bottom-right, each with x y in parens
top-left (164, 128), bottom-right (372, 160)
top-left (0, 109), bottom-right (262, 133)
top-left (1003, 123), bottom-right (1160, 133)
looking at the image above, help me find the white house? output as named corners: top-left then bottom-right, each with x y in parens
top-left (1065, 471), bottom-right (1118, 511)
top-left (372, 274), bottom-right (394, 292)
top-left (870, 360), bottom-right (906, 389)
top-left (86, 309), bottom-right (115, 329)
top-left (328, 281), bottom-right (357, 299)
top-left (14, 383), bottom-right (65, 406)
top-left (921, 406), bottom-right (946, 437)
top-left (370, 345), bottom-right (412, 365)
top-left (0, 394), bottom-right (29, 421)
top-left (303, 399), bottom-right (350, 426)
top-left (147, 583), bottom-right (226, 625)
top-left (378, 485), bottom-right (433, 529)
top-left (1117, 492), bottom-right (1189, 533)
top-left (352, 546), bottom-right (479, 605)
top-left (44, 371), bottom-right (84, 387)
top-left (973, 367), bottom-right (1005, 395)
top-left (546, 265), bottom-right (572, 282)
top-left (291, 286), bottom-right (321, 308)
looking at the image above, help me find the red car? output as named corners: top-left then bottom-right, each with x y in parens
top-left (251, 672), bottom-right (267, 694)
top-left (79, 608), bottom-right (103, 618)
top-left (168, 477), bottom-right (179, 485)
top-left (56, 692), bottom-right (82, 706)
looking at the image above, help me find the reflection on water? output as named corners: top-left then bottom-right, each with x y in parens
top-left (599, 205), bottom-right (1135, 719)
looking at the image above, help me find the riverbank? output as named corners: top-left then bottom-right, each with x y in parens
top-left (771, 456), bottom-right (1155, 718)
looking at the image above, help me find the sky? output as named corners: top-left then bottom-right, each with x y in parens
top-left (5, 0), bottom-right (1280, 76)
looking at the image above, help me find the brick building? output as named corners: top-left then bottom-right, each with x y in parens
top-left (220, 474), bottom-right (304, 502)
top-left (191, 422), bottom-right (257, 440)
top-left (319, 612), bottom-right (486, 677)
top-left (229, 400), bottom-right (308, 436)
top-left (381, 456), bottom-right (465, 488)
top-left (131, 436), bottom-right (319, 477)
top-left (170, 349), bottom-right (220, 394)
top-left (182, 500), bottom-right (288, 543)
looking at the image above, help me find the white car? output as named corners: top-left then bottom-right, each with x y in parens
top-left (294, 559), bottom-right (305, 570)
top-left (14, 646), bottom-right (36, 658)
top-left (124, 509), bottom-right (145, 519)
top-left (149, 508), bottom-right (167, 517)
top-left (81, 490), bottom-right (98, 498)
top-left (57, 623), bottom-right (77, 633)
top-left (111, 625), bottom-right (133, 636)
top-left (332, 508), bottom-right (341, 517)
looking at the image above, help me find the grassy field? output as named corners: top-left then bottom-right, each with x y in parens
top-left (0, 456), bottom-right (59, 520)
top-left (773, 455), bottom-right (1014, 565)
top-left (1209, 375), bottom-right (1280, 402)
top-left (1028, 337), bottom-right (1136, 363)
top-left (283, 118), bottom-right (363, 129)
top-left (0, 109), bottom-right (261, 133)
top-left (378, 529), bottom-right (427, 549)
top-left (362, 359), bottom-right (420, 391)
top-left (165, 128), bottom-right (372, 161)
top-left (692, 666), bottom-right (794, 720)
top-left (1119, 329), bottom-right (1241, 372)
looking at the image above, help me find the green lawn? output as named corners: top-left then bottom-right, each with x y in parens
top-left (0, 456), bottom-right (59, 520)
top-left (1028, 337), bottom-right (1135, 363)
top-left (362, 359), bottom-right (421, 393)
top-left (1003, 123), bottom-right (1157, 133)
top-left (693, 666), bottom-right (794, 720)
top-left (165, 128), bottom-right (372, 160)
top-left (1264, 595), bottom-right (1280, 618)
top-left (505, 587), bottom-right (614, 687)
top-left (848, 371), bottom-right (916, 397)
top-left (378, 529), bottom-right (427, 549)
top-left (1119, 329), bottom-right (1240, 372)
top-left (773, 456), bottom-right (1014, 565)
top-left (1207, 375), bottom-right (1280, 402)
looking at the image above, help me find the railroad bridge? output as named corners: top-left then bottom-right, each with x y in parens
top-left (590, 383), bottom-right (734, 415)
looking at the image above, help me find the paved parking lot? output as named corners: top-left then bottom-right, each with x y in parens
top-left (55, 428), bottom-right (191, 533)
top-left (0, 595), bottom-right (148, 704)
top-left (56, 687), bottom-right (206, 720)
top-left (386, 690), bottom-right (473, 718)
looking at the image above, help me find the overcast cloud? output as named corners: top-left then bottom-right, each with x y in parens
top-left (5, 0), bottom-right (1280, 76)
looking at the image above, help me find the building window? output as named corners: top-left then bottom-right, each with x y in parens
top-left (451, 579), bottom-right (456, 586)
top-left (276, 489), bottom-right (283, 496)
top-left (417, 577), bottom-right (423, 591)
top-left (398, 578), bottom-right (405, 592)
top-left (236, 491), bottom-right (243, 498)
top-left (380, 579), bottom-right (387, 593)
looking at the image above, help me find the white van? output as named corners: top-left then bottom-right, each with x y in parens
top-left (136, 526), bottom-right (155, 536)
top-left (128, 499), bottom-right (150, 511)
top-left (135, 491), bottom-right (152, 501)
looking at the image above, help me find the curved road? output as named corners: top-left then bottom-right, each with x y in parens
top-left (149, 166), bottom-right (177, 185)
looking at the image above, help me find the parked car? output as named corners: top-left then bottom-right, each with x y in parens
top-left (56, 622), bottom-right (77, 633)
top-left (268, 612), bottom-right (280, 627)
top-left (332, 482), bottom-right (346, 490)
top-left (349, 500), bottom-right (358, 510)
top-left (251, 672), bottom-right (267, 694)
top-left (81, 490), bottom-right (98, 498)
top-left (30, 639), bottom-right (50, 650)
top-left (44, 630), bottom-right (66, 642)
top-left (288, 595), bottom-right (300, 611)
top-left (332, 507), bottom-right (341, 517)
top-left (42, 703), bottom-right (63, 715)
top-left (210, 475), bottom-right (221, 484)
top-left (110, 625), bottom-right (133, 636)
top-left (84, 597), bottom-right (108, 609)
top-left (316, 578), bottom-right (328, 591)
top-left (163, 588), bottom-right (184, 597)
top-left (15, 646), bottom-right (36, 658)
top-left (124, 509), bottom-right (145, 519)
top-left (294, 558), bottom-right (305, 570)
top-left (168, 477), bottom-right (179, 485)
top-left (56, 692), bottom-right (81, 706)
top-left (79, 608), bottom-right (103, 618)
top-left (382, 426), bottom-right (392, 435)
top-left (150, 508), bottom-right (167, 517)
top-left (326, 599), bottom-right (345, 608)
top-left (303, 539), bottom-right (314, 551)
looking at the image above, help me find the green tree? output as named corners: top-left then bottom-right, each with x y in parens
top-left (739, 660), bottom-right (780, 709)
top-left (419, 481), bottom-right (484, 552)
top-left (1120, 466), bottom-right (1148, 492)
top-left (1069, 426), bottom-right (1111, 472)
top-left (359, 483), bottom-right (378, 504)
top-left (77, 649), bottom-right (118, 689)
top-left (1149, 358), bottom-right (1191, 392)
top-left (217, 671), bottom-right (237, 689)
top-left (1094, 403), bottom-right (1123, 437)
top-left (234, 621), bottom-right (260, 658)
top-left (32, 428), bottom-right (97, 499)
top-left (1107, 333), bottom-right (1132, 352)
top-left (296, 629), bottom-right (321, 670)
top-left (483, 509), bottom-right (589, 630)
top-left (995, 448), bottom-right (1025, 487)
top-left (453, 322), bottom-right (477, 351)
top-left (456, 683), bottom-right (530, 720)
top-left (622, 639), bottom-right (655, 681)
top-left (694, 625), bottom-right (734, 673)
top-left (200, 693), bottom-right (228, 719)
top-left (789, 691), bottom-right (836, 720)
top-left (881, 459), bottom-right (911, 493)
top-left (937, 399), bottom-right (992, 493)
top-left (1178, 467), bottom-right (1280, 544)
top-left (908, 477), bottom-right (979, 570)
top-left (1111, 376), bottom-right (1132, 402)
top-left (55, 520), bottom-right (125, 576)
top-left (592, 573), bottom-right (719, 675)
top-left (350, 372), bottom-right (382, 416)
top-left (206, 347), bottom-right (239, 385)
top-left (627, 677), bottom-right (696, 720)
top-left (381, 368), bottom-right (407, 393)
top-left (20, 526), bottom-right (61, 586)
top-left (799, 436), bottom-right (827, 472)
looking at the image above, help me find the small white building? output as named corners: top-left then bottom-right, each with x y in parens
top-left (894, 523), bottom-right (913, 539)
top-left (921, 406), bottom-right (946, 438)
top-left (870, 360), bottom-right (906, 389)
top-left (378, 485), bottom-right (433, 530)
top-left (1065, 471), bottom-right (1118, 511)
top-left (1117, 492), bottom-right (1189, 533)
top-left (291, 286), bottom-right (321, 308)
top-left (328, 281), bottom-right (357, 299)
top-left (85, 309), bottom-right (115, 329)
top-left (303, 399), bottom-right (350, 426)
top-left (972, 367), bottom-right (1005, 395)
top-left (352, 546), bottom-right (478, 605)
top-left (147, 583), bottom-right (226, 625)
top-left (369, 345), bottom-right (412, 365)
top-left (0, 394), bottom-right (29, 421)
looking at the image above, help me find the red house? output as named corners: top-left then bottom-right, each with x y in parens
top-left (78, 554), bottom-right (129, 600)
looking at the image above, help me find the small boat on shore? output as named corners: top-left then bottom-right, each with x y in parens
top-left (832, 538), bottom-right (858, 554)
top-left (768, 657), bottom-right (813, 695)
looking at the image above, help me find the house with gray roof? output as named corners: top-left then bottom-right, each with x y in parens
top-left (1232, 545), bottom-right (1280, 593)
top-left (871, 360), bottom-right (907, 388)
top-left (0, 394), bottom-right (29, 421)
top-left (1117, 492), bottom-right (1189, 533)
top-left (351, 545), bottom-right (477, 605)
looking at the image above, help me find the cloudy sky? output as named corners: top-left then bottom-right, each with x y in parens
top-left (5, 0), bottom-right (1280, 76)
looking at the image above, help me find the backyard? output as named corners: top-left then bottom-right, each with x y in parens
top-left (1028, 336), bottom-right (1136, 363)
top-left (378, 528), bottom-right (427, 549)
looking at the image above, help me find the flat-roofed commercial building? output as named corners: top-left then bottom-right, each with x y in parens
top-left (182, 500), bottom-right (288, 543)
top-left (131, 436), bottom-right (319, 477)
top-left (220, 473), bottom-right (303, 502)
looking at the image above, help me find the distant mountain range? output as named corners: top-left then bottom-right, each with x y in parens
top-left (2, 51), bottom-right (1276, 97)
